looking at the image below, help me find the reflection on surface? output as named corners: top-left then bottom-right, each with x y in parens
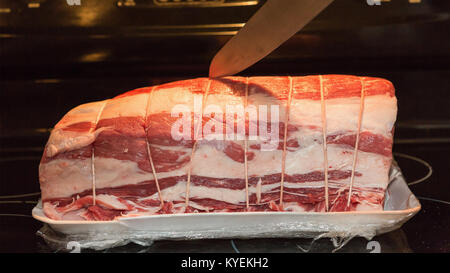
top-left (80, 51), bottom-right (110, 62)
top-left (75, 1), bottom-right (116, 27)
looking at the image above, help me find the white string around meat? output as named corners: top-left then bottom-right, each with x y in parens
top-left (90, 151), bottom-right (96, 206)
top-left (90, 100), bottom-right (108, 206)
top-left (185, 79), bottom-right (212, 210)
top-left (319, 75), bottom-right (329, 212)
top-left (144, 87), bottom-right (165, 208)
top-left (347, 78), bottom-right (365, 208)
top-left (244, 77), bottom-right (250, 209)
top-left (279, 76), bottom-right (293, 208)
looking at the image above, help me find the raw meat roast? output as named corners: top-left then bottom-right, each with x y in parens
top-left (39, 75), bottom-right (397, 221)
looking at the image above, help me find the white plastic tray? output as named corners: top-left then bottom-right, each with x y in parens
top-left (32, 164), bottom-right (420, 242)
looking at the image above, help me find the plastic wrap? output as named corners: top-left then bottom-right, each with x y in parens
top-left (33, 163), bottom-right (420, 251)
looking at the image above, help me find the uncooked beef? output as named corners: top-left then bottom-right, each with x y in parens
top-left (39, 75), bottom-right (397, 220)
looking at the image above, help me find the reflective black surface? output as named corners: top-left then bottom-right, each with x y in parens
top-left (0, 0), bottom-right (449, 253)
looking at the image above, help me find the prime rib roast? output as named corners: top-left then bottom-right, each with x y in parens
top-left (39, 75), bottom-right (397, 221)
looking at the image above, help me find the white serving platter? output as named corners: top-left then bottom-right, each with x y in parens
top-left (32, 164), bottom-right (420, 242)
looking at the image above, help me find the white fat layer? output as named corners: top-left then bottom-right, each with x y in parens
top-left (256, 178), bottom-right (262, 204)
top-left (148, 87), bottom-right (203, 114)
top-left (205, 93), bottom-right (245, 108)
top-left (282, 201), bottom-right (382, 212)
top-left (280, 182), bottom-right (337, 189)
top-left (290, 95), bottom-right (397, 136)
top-left (186, 202), bottom-right (210, 211)
top-left (191, 142), bottom-right (245, 178)
top-left (48, 93), bottom-right (395, 158)
top-left (140, 178), bottom-right (383, 206)
top-left (94, 157), bottom-right (194, 189)
top-left (40, 158), bottom-right (93, 200)
top-left (247, 92), bottom-right (288, 120)
top-left (46, 100), bottom-right (107, 157)
top-left (247, 145), bottom-right (282, 175)
top-left (284, 144), bottom-right (390, 188)
top-left (94, 157), bottom-right (155, 190)
top-left (143, 180), bottom-right (276, 205)
top-left (190, 142), bottom-right (389, 187)
top-left (54, 101), bottom-right (105, 129)
top-left (150, 143), bottom-right (191, 152)
top-left (45, 130), bottom-right (94, 158)
top-left (146, 180), bottom-right (247, 204)
top-left (40, 141), bottom-right (389, 199)
top-left (95, 194), bottom-right (128, 210)
top-left (40, 157), bottom-right (189, 199)
top-left (45, 127), bottom-right (108, 158)
top-left (100, 93), bottom-right (149, 120)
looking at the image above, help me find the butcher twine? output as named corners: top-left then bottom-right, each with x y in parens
top-left (347, 77), bottom-right (366, 207)
top-left (89, 77), bottom-right (365, 211)
top-left (244, 77), bottom-right (250, 209)
top-left (319, 75), bottom-right (330, 212)
top-left (144, 86), bottom-right (165, 207)
top-left (279, 76), bottom-right (294, 208)
top-left (90, 100), bottom-right (109, 206)
top-left (185, 79), bottom-right (212, 210)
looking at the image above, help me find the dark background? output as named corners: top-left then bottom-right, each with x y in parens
top-left (0, 0), bottom-right (449, 252)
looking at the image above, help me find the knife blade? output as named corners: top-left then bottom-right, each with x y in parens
top-left (209, 0), bottom-right (334, 78)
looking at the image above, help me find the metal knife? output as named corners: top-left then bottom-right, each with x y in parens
top-left (209, 0), bottom-right (334, 78)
